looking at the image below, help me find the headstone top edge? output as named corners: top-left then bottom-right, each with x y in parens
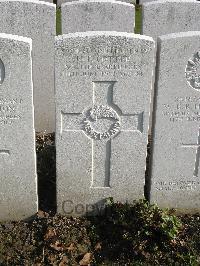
top-left (0, 33), bottom-right (32, 47)
top-left (62, 0), bottom-right (134, 7)
top-left (158, 31), bottom-right (200, 42)
top-left (56, 32), bottom-right (155, 43)
top-left (143, 0), bottom-right (197, 6)
top-left (0, 0), bottom-right (56, 8)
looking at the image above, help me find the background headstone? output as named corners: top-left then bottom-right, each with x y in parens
top-left (62, 0), bottom-right (135, 33)
top-left (142, 0), bottom-right (200, 40)
top-left (58, 0), bottom-right (136, 8)
top-left (0, 0), bottom-right (56, 132)
top-left (0, 33), bottom-right (37, 221)
top-left (150, 31), bottom-right (200, 211)
top-left (55, 32), bottom-right (155, 215)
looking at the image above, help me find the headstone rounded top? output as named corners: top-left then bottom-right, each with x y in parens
top-left (62, 0), bottom-right (134, 7)
top-left (0, 0), bottom-right (55, 7)
top-left (143, 0), bottom-right (197, 5)
top-left (56, 31), bottom-right (154, 42)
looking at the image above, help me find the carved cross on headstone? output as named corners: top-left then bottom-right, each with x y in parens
top-left (61, 81), bottom-right (143, 188)
top-left (182, 128), bottom-right (200, 177)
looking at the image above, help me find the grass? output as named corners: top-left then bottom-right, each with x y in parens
top-left (56, 8), bottom-right (61, 35)
top-left (135, 5), bottom-right (142, 34)
top-left (56, 5), bottom-right (142, 35)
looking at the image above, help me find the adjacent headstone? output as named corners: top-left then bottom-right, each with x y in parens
top-left (150, 31), bottom-right (200, 211)
top-left (58, 0), bottom-right (136, 8)
top-left (142, 0), bottom-right (200, 40)
top-left (55, 32), bottom-right (155, 215)
top-left (0, 33), bottom-right (37, 221)
top-left (62, 0), bottom-right (135, 34)
top-left (0, 0), bottom-right (56, 132)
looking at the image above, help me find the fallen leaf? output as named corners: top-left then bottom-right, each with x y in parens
top-left (79, 252), bottom-right (93, 265)
top-left (37, 210), bottom-right (49, 218)
top-left (44, 228), bottom-right (57, 241)
top-left (65, 243), bottom-right (75, 252)
top-left (50, 240), bottom-right (64, 251)
top-left (94, 242), bottom-right (102, 251)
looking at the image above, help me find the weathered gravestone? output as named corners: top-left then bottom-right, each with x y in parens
top-left (142, 0), bottom-right (200, 40)
top-left (150, 31), bottom-right (200, 211)
top-left (55, 32), bottom-right (155, 215)
top-left (62, 0), bottom-right (135, 34)
top-left (58, 0), bottom-right (136, 8)
top-left (0, 0), bottom-right (56, 132)
top-left (0, 33), bottom-right (37, 221)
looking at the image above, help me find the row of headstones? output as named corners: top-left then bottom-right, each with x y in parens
top-left (1, 0), bottom-right (200, 220)
top-left (0, 0), bottom-right (198, 134)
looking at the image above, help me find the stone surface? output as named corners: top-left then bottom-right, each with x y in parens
top-left (140, 0), bottom-right (157, 4)
top-left (0, 0), bottom-right (56, 132)
top-left (150, 31), bottom-right (200, 211)
top-left (142, 0), bottom-right (200, 40)
top-left (62, 0), bottom-right (135, 33)
top-left (0, 33), bottom-right (37, 221)
top-left (55, 32), bottom-right (155, 215)
top-left (58, 0), bottom-right (136, 8)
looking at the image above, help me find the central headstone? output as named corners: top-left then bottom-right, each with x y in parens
top-left (55, 32), bottom-right (155, 215)
top-left (0, 33), bottom-right (37, 221)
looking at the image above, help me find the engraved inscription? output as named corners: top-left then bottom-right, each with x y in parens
top-left (186, 51), bottom-right (200, 89)
top-left (155, 180), bottom-right (200, 191)
top-left (0, 59), bottom-right (5, 85)
top-left (182, 128), bottom-right (200, 178)
top-left (64, 44), bottom-right (152, 78)
top-left (61, 81), bottom-right (144, 188)
top-left (0, 98), bottom-right (23, 125)
top-left (162, 96), bottom-right (200, 122)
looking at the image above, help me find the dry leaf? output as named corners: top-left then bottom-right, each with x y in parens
top-left (94, 242), bottom-right (102, 251)
top-left (79, 252), bottom-right (93, 265)
top-left (44, 228), bottom-right (57, 241)
top-left (37, 210), bottom-right (49, 218)
top-left (65, 243), bottom-right (75, 252)
top-left (59, 255), bottom-right (69, 266)
top-left (50, 240), bottom-right (64, 251)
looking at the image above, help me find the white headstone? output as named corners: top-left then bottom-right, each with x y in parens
top-left (55, 32), bottom-right (155, 215)
top-left (58, 0), bottom-right (136, 8)
top-left (62, 0), bottom-right (135, 34)
top-left (0, 33), bottom-right (37, 221)
top-left (142, 0), bottom-right (200, 40)
top-left (0, 0), bottom-right (56, 132)
top-left (150, 31), bottom-right (200, 211)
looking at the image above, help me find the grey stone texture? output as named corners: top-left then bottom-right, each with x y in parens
top-left (150, 31), bottom-right (200, 212)
top-left (0, 33), bottom-right (37, 221)
top-left (142, 0), bottom-right (200, 40)
top-left (0, 0), bottom-right (56, 132)
top-left (58, 0), bottom-right (136, 8)
top-left (62, 0), bottom-right (135, 34)
top-left (140, 0), bottom-right (158, 4)
top-left (55, 32), bottom-right (155, 215)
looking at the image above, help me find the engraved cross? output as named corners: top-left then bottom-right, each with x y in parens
top-left (182, 128), bottom-right (200, 178)
top-left (61, 81), bottom-right (143, 188)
